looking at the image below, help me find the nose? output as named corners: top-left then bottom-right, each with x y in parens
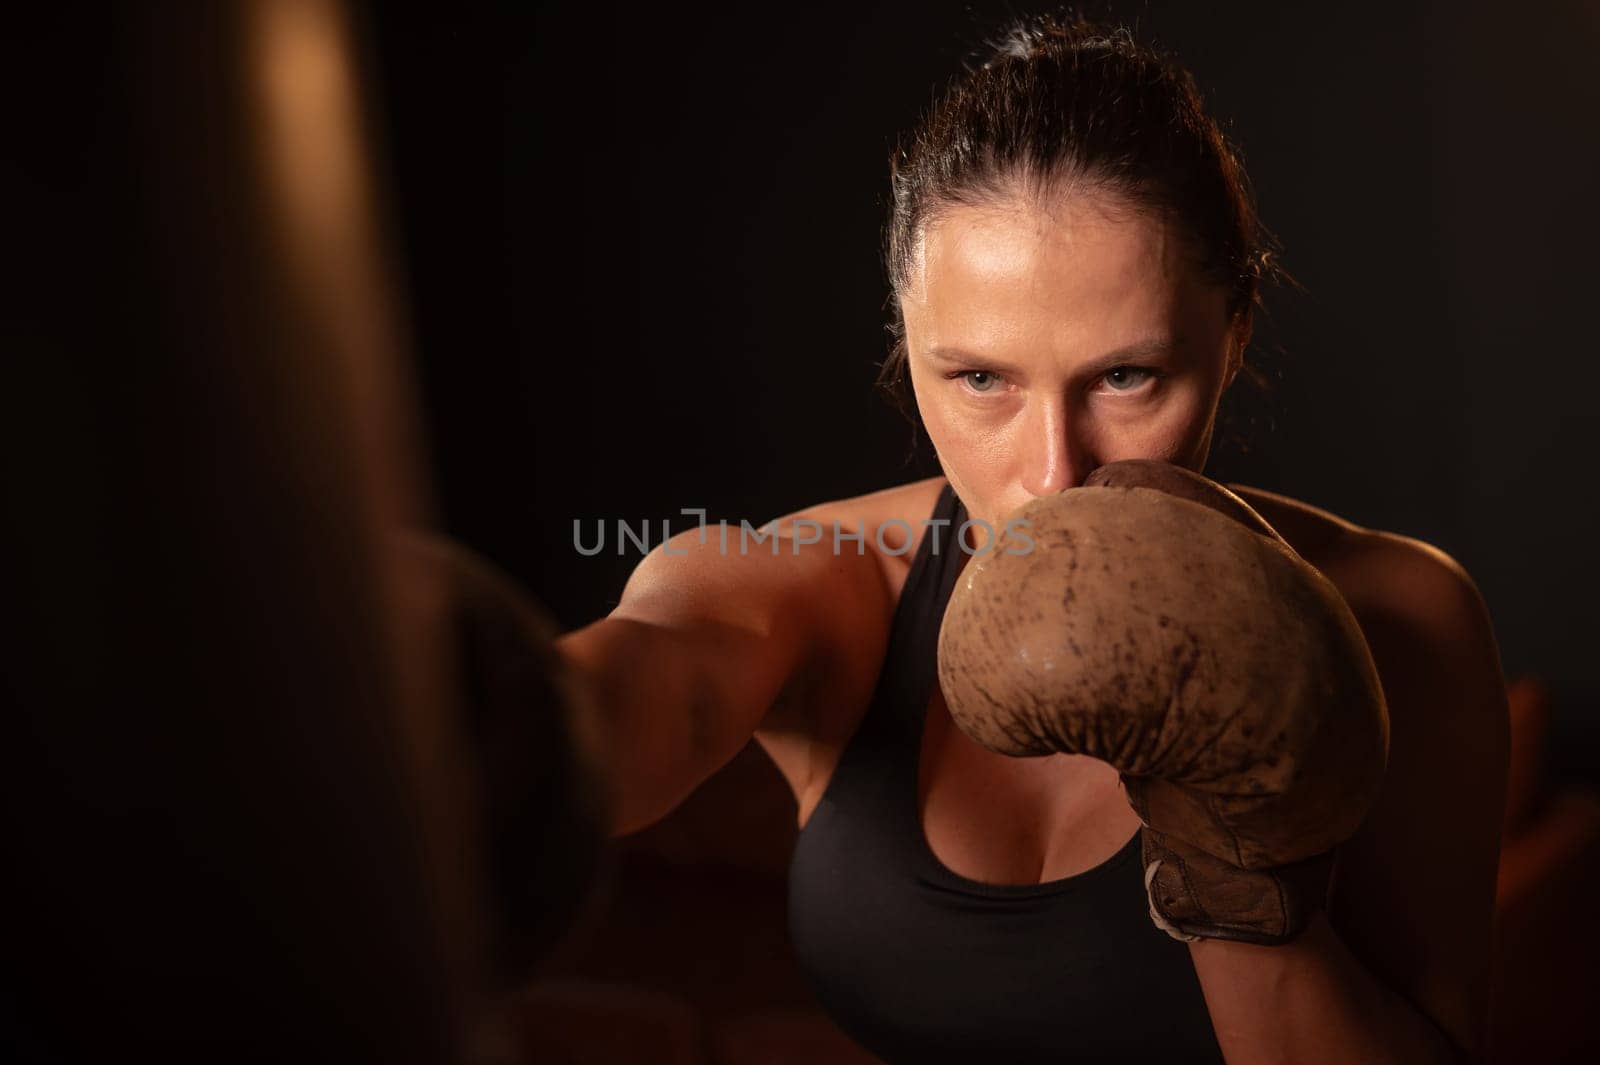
top-left (1018, 395), bottom-right (1096, 497)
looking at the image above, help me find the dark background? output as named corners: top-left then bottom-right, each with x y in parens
top-left (7, 5), bottom-right (1592, 1056)
top-left (365, 0), bottom-right (1600, 780)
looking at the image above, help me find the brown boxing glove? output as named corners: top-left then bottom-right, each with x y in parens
top-left (936, 461), bottom-right (1389, 945)
top-left (397, 533), bottom-right (611, 985)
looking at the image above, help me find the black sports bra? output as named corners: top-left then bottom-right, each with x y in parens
top-left (787, 482), bottom-right (1226, 1064)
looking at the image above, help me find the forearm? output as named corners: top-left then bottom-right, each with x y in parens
top-left (1189, 911), bottom-right (1467, 1065)
top-left (556, 617), bottom-right (707, 838)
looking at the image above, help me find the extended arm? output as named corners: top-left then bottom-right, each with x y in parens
top-left (557, 511), bottom-right (891, 837)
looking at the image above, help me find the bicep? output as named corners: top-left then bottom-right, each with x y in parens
top-left (560, 518), bottom-right (890, 831)
top-left (613, 535), bottom-right (815, 749)
top-left (619, 521), bottom-right (890, 737)
top-left (1328, 544), bottom-right (1510, 1060)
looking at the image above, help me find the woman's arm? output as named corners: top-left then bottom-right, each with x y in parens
top-left (556, 509), bottom-right (893, 837)
top-left (1189, 534), bottom-right (1510, 1064)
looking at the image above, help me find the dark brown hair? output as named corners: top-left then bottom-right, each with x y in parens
top-left (877, 11), bottom-right (1294, 426)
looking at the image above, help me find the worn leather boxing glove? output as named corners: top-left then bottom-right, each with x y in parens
top-left (398, 533), bottom-right (611, 985)
top-left (936, 460), bottom-right (1389, 945)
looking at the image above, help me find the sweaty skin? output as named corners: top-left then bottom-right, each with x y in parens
top-left (561, 183), bottom-right (1505, 1058)
top-left (901, 194), bottom-right (1247, 535)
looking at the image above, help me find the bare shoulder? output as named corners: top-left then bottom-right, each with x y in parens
top-left (787, 475), bottom-right (949, 586)
top-left (1228, 483), bottom-right (1506, 723)
top-left (1227, 484), bottom-right (1482, 620)
top-left (746, 476), bottom-right (951, 794)
top-left (1224, 483), bottom-right (1365, 564)
top-left (791, 475), bottom-right (948, 536)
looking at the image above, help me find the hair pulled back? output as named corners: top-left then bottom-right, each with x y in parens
top-left (878, 11), bottom-right (1292, 421)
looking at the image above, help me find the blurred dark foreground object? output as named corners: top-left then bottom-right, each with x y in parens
top-left (4, 2), bottom-right (604, 1061)
top-left (1490, 677), bottom-right (1600, 1064)
top-left (400, 532), bottom-right (610, 988)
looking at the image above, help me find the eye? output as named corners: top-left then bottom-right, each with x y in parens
top-left (952, 370), bottom-right (1005, 394)
top-left (1099, 366), bottom-right (1159, 394)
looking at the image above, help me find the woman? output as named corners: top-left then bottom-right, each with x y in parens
top-left (557, 15), bottom-right (1508, 1064)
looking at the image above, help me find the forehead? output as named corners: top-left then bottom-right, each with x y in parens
top-left (902, 196), bottom-right (1214, 345)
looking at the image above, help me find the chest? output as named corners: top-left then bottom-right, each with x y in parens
top-left (915, 683), bottom-right (1144, 885)
top-left (780, 485), bottom-right (1388, 885)
top-left (892, 508), bottom-right (1390, 888)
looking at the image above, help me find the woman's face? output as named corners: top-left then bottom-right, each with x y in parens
top-left (901, 194), bottom-right (1248, 534)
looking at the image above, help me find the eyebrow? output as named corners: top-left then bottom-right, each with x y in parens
top-left (923, 336), bottom-right (1184, 377)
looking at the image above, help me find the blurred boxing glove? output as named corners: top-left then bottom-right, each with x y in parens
top-left (398, 533), bottom-right (611, 986)
top-left (937, 460), bottom-right (1389, 945)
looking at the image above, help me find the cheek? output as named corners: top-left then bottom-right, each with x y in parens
top-left (912, 368), bottom-right (1008, 455)
top-left (910, 370), bottom-right (969, 462)
top-left (1095, 387), bottom-right (1219, 467)
top-left (911, 380), bottom-right (1016, 522)
top-left (911, 374), bottom-right (980, 451)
